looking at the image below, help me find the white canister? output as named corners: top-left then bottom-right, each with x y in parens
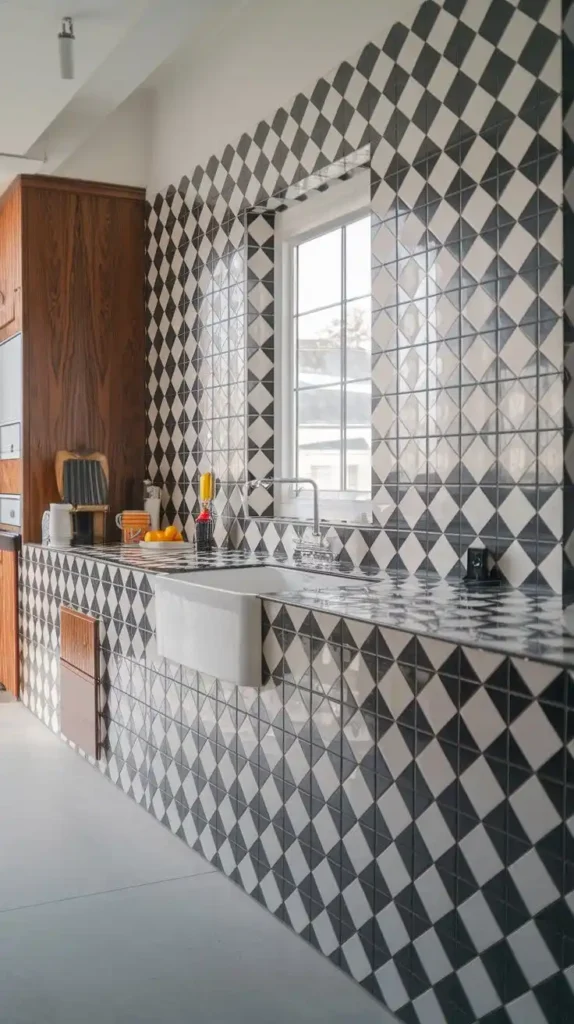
top-left (49, 503), bottom-right (73, 548)
top-left (144, 496), bottom-right (161, 532)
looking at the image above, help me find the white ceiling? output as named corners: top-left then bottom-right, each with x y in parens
top-left (0, 0), bottom-right (151, 156)
top-left (0, 0), bottom-right (244, 194)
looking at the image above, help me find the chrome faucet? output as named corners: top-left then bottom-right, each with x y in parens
top-left (244, 477), bottom-right (320, 535)
top-left (243, 476), bottom-right (334, 563)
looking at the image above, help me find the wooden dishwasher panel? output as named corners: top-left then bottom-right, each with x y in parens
top-left (60, 606), bottom-right (100, 758)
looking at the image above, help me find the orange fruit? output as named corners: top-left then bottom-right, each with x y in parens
top-left (173, 530), bottom-right (183, 542)
top-left (164, 525), bottom-right (178, 541)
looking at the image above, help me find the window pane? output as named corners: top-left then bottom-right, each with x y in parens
top-left (346, 216), bottom-right (371, 300)
top-left (345, 432), bottom-right (371, 492)
top-left (297, 306), bottom-right (342, 388)
top-left (345, 378), bottom-right (370, 493)
top-left (297, 228), bottom-right (342, 313)
top-left (298, 384), bottom-right (342, 426)
top-left (345, 297), bottom-right (371, 380)
top-left (346, 380), bottom-right (371, 427)
top-left (297, 426), bottom-right (341, 492)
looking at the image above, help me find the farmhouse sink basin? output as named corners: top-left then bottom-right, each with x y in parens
top-left (154, 566), bottom-right (367, 687)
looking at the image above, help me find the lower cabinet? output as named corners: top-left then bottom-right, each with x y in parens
top-left (0, 540), bottom-right (18, 696)
top-left (60, 606), bottom-right (100, 758)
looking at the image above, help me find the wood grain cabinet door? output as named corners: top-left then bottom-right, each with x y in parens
top-left (0, 187), bottom-right (21, 344)
top-left (60, 606), bottom-right (100, 758)
top-left (0, 548), bottom-right (19, 697)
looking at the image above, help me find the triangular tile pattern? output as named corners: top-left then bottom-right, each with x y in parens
top-left (146, 0), bottom-right (564, 593)
top-left (19, 546), bottom-right (574, 1024)
top-left (563, 0), bottom-right (574, 605)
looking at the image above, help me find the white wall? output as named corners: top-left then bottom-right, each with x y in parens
top-left (147, 0), bottom-right (419, 195)
top-left (56, 91), bottom-right (151, 188)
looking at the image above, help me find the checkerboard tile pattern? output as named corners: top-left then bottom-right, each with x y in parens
top-left (564, 0), bottom-right (574, 604)
top-left (146, 0), bottom-right (565, 593)
top-left (19, 545), bottom-right (574, 1023)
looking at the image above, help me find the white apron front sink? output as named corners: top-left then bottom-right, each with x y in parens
top-left (154, 566), bottom-right (366, 687)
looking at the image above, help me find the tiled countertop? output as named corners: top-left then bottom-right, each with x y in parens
top-left (23, 542), bottom-right (574, 666)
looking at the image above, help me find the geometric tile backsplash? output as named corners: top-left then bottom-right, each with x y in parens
top-left (147, 0), bottom-right (566, 593)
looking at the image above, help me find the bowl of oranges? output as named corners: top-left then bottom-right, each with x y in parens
top-left (139, 525), bottom-right (191, 549)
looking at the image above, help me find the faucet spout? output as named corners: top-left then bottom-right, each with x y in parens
top-left (245, 477), bottom-right (321, 536)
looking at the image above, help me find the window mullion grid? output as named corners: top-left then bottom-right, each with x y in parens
top-left (341, 225), bottom-right (347, 493)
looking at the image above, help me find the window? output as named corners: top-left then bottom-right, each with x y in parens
top-left (277, 173), bottom-right (372, 522)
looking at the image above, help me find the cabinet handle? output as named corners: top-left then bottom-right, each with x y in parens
top-left (0, 291), bottom-right (4, 306)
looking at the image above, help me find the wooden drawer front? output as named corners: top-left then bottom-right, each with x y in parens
top-left (0, 459), bottom-right (20, 494)
top-left (60, 661), bottom-right (99, 759)
top-left (0, 495), bottom-right (20, 527)
top-left (0, 423), bottom-right (20, 458)
top-left (60, 606), bottom-right (98, 678)
top-left (0, 547), bottom-right (18, 697)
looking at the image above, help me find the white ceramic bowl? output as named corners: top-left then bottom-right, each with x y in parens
top-left (138, 541), bottom-right (193, 550)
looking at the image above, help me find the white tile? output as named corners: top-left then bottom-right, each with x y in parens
top-left (414, 929), bottom-right (452, 984)
top-left (509, 849), bottom-right (560, 916)
top-left (507, 991), bottom-right (549, 1024)
top-left (511, 658), bottom-right (562, 698)
top-left (461, 687), bottom-right (505, 751)
top-left (499, 488), bottom-right (536, 536)
top-left (456, 957), bottom-right (502, 1017)
top-left (417, 675), bottom-right (456, 734)
top-left (508, 921), bottom-right (559, 987)
top-left (460, 755), bottom-right (505, 819)
top-left (375, 960), bottom-right (409, 1013)
top-left (416, 802), bottom-right (455, 861)
top-left (415, 866), bottom-right (454, 924)
top-left (342, 878), bottom-right (372, 929)
top-left (416, 739), bottom-right (455, 797)
top-left (412, 988), bottom-right (449, 1024)
top-left (341, 934), bottom-right (371, 983)
top-left (458, 892), bottom-right (503, 953)
top-left (376, 902), bottom-right (409, 956)
top-left (459, 824), bottom-right (503, 886)
top-left (377, 845), bottom-right (411, 898)
top-left (378, 784), bottom-right (412, 839)
top-left (510, 702), bottom-right (562, 771)
top-left (510, 776), bottom-right (561, 844)
top-left (378, 723), bottom-right (413, 779)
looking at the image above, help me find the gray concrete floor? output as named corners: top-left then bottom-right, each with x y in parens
top-left (0, 702), bottom-right (395, 1024)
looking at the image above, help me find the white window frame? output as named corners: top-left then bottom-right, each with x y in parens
top-left (275, 171), bottom-right (373, 524)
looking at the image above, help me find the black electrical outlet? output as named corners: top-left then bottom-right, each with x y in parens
top-left (463, 547), bottom-right (501, 587)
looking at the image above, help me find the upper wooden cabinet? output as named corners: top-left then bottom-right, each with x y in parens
top-left (0, 186), bottom-right (21, 343)
top-left (0, 175), bottom-right (146, 541)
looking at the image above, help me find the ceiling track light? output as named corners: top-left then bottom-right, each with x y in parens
top-left (58, 16), bottom-right (75, 80)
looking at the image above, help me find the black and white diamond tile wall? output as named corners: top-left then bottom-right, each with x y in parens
top-left (563, 0), bottom-right (574, 605)
top-left (19, 541), bottom-right (574, 1024)
top-left (146, 0), bottom-right (566, 594)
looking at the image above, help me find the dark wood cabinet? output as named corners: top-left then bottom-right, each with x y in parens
top-left (0, 174), bottom-right (146, 540)
top-left (0, 186), bottom-right (21, 343)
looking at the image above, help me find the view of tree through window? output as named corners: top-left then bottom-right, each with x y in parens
top-left (293, 214), bottom-right (371, 495)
